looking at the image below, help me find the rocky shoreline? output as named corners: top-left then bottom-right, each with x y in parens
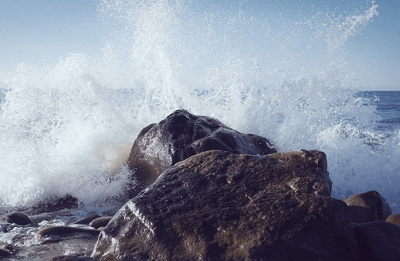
top-left (1, 110), bottom-right (400, 261)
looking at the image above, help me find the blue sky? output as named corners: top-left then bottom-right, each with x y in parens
top-left (0, 0), bottom-right (399, 90)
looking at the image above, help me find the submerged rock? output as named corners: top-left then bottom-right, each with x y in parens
top-left (344, 190), bottom-right (392, 223)
top-left (93, 150), bottom-right (356, 261)
top-left (126, 109), bottom-right (277, 197)
top-left (354, 220), bottom-right (400, 261)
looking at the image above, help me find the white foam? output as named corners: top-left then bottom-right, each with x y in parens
top-left (1, 0), bottom-right (399, 211)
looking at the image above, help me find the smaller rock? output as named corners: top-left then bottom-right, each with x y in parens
top-left (343, 190), bottom-right (392, 223)
top-left (386, 214), bottom-right (400, 227)
top-left (354, 220), bottom-right (400, 261)
top-left (89, 217), bottom-right (112, 229)
top-left (46, 255), bottom-right (98, 261)
top-left (38, 226), bottom-right (100, 238)
top-left (74, 212), bottom-right (101, 225)
top-left (5, 211), bottom-right (32, 225)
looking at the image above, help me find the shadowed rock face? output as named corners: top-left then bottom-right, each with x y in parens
top-left (126, 109), bottom-right (277, 197)
top-left (354, 221), bottom-right (400, 261)
top-left (93, 150), bottom-right (357, 261)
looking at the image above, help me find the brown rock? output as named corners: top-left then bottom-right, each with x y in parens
top-left (38, 226), bottom-right (100, 237)
top-left (126, 109), bottom-right (277, 197)
top-left (354, 220), bottom-right (400, 261)
top-left (386, 214), bottom-right (400, 227)
top-left (92, 150), bottom-right (356, 261)
top-left (89, 217), bottom-right (112, 229)
top-left (344, 190), bottom-right (392, 223)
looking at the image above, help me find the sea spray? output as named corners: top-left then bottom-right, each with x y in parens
top-left (1, 0), bottom-right (399, 212)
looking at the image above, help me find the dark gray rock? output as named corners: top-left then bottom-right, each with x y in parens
top-left (344, 190), bottom-right (392, 223)
top-left (93, 150), bottom-right (356, 261)
top-left (74, 212), bottom-right (101, 225)
top-left (38, 226), bottom-right (100, 237)
top-left (0, 248), bottom-right (11, 258)
top-left (126, 109), bottom-right (277, 197)
top-left (354, 220), bottom-right (400, 261)
top-left (386, 214), bottom-right (400, 227)
top-left (5, 211), bottom-right (32, 225)
top-left (89, 217), bottom-right (112, 229)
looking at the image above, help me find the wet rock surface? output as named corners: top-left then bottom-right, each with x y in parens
top-left (344, 190), bottom-right (392, 223)
top-left (5, 211), bottom-right (32, 225)
top-left (37, 226), bottom-right (100, 237)
top-left (93, 150), bottom-right (357, 261)
top-left (89, 217), bottom-right (112, 229)
top-left (126, 109), bottom-right (277, 197)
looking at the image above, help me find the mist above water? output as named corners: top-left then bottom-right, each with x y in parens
top-left (1, 0), bottom-right (399, 212)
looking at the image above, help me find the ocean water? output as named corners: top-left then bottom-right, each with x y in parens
top-left (0, 0), bottom-right (399, 214)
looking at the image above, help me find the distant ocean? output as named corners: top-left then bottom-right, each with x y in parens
top-left (358, 91), bottom-right (400, 132)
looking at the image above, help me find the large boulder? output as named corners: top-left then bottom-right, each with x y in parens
top-left (126, 109), bottom-right (277, 197)
top-left (343, 190), bottom-right (392, 223)
top-left (92, 150), bottom-right (357, 261)
top-left (354, 220), bottom-right (400, 261)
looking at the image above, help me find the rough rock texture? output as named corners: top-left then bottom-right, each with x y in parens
top-left (126, 109), bottom-right (277, 197)
top-left (93, 150), bottom-right (357, 261)
top-left (343, 190), bottom-right (392, 223)
top-left (386, 214), bottom-right (400, 227)
top-left (354, 220), bottom-right (400, 261)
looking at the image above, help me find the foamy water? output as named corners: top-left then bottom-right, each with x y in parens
top-left (1, 0), bottom-right (399, 212)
